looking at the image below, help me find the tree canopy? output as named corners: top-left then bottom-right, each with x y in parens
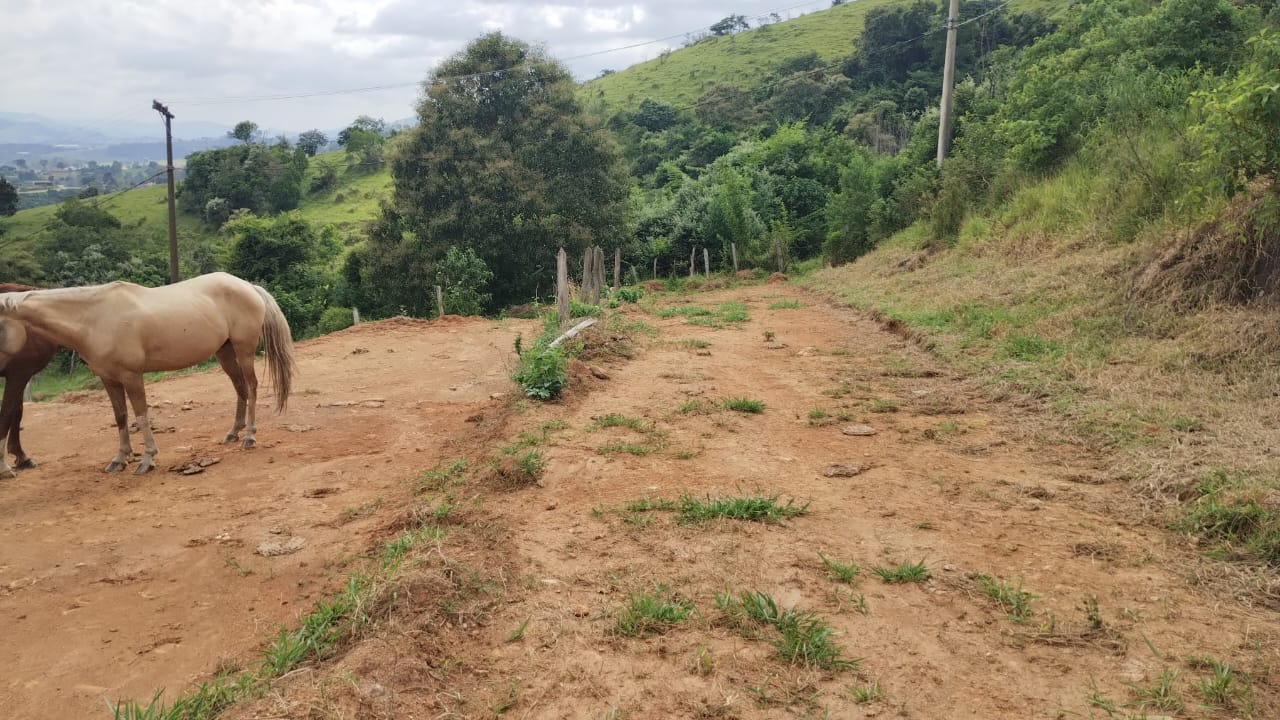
top-left (349, 32), bottom-right (630, 312)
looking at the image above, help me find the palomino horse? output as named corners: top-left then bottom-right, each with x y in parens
top-left (0, 283), bottom-right (60, 479)
top-left (0, 272), bottom-right (295, 474)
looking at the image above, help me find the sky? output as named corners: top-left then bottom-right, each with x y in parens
top-left (1, 0), bottom-right (833, 138)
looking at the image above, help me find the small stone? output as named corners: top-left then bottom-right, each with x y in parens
top-left (841, 424), bottom-right (877, 436)
top-left (695, 349), bottom-right (712, 356)
top-left (764, 341), bottom-right (788, 350)
top-left (351, 347), bottom-right (369, 355)
top-left (572, 605), bottom-right (590, 617)
top-left (943, 564), bottom-right (957, 572)
top-left (256, 536), bottom-right (306, 557)
top-left (589, 366), bottom-right (610, 380)
top-left (490, 392), bottom-right (506, 400)
top-left (545, 501), bottom-right (558, 511)
top-left (823, 463), bottom-right (868, 478)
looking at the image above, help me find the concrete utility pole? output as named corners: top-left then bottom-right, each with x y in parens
top-left (152, 100), bottom-right (179, 284)
top-left (935, 0), bottom-right (960, 167)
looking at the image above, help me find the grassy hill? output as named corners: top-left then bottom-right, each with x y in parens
top-left (0, 150), bottom-right (393, 269)
top-left (579, 0), bottom-right (1060, 114)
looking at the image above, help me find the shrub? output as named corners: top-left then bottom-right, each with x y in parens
top-left (317, 306), bottom-right (355, 335)
top-left (513, 342), bottom-right (566, 400)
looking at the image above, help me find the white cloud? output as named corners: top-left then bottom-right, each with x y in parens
top-left (1, 0), bottom-right (830, 135)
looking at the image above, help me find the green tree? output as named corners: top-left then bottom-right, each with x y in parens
top-left (296, 129), bottom-right (328, 156)
top-left (372, 32), bottom-right (630, 310)
top-left (229, 120), bottom-right (259, 144)
top-left (824, 151), bottom-right (880, 265)
top-left (435, 246), bottom-right (494, 316)
top-left (0, 176), bottom-right (17, 216)
top-left (224, 212), bottom-right (340, 335)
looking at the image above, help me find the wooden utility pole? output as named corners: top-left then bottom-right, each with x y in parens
top-left (935, 0), bottom-right (961, 167)
top-left (152, 100), bottom-right (179, 284)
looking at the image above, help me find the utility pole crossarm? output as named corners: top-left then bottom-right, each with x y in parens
top-left (152, 100), bottom-right (180, 284)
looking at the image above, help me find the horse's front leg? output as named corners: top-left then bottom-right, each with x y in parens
top-left (0, 375), bottom-right (21, 479)
top-left (123, 377), bottom-right (158, 475)
top-left (6, 371), bottom-right (37, 470)
top-left (103, 381), bottom-right (133, 473)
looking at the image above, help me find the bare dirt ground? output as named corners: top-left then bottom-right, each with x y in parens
top-left (5, 282), bottom-right (1278, 720)
top-left (0, 315), bottom-right (537, 719)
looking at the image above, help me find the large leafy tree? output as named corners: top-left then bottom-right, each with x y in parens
top-left (363, 32), bottom-right (630, 310)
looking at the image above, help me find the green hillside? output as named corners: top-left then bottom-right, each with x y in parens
top-left (0, 150), bottom-right (392, 270)
top-left (580, 0), bottom-right (1058, 113)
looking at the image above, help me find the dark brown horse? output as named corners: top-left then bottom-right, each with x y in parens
top-left (0, 283), bottom-right (59, 479)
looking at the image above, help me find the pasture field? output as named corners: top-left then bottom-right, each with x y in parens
top-left (1, 281), bottom-right (1277, 719)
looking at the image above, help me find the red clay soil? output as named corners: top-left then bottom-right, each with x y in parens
top-left (6, 284), bottom-right (1279, 720)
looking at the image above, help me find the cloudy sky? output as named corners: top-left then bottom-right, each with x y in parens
top-left (2, 0), bottom-right (831, 137)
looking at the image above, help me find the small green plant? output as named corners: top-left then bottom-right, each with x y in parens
top-left (597, 442), bottom-right (651, 456)
top-left (1082, 595), bottom-right (1104, 630)
top-left (866, 397), bottom-right (899, 413)
top-left (1191, 658), bottom-right (1248, 709)
top-left (849, 682), bottom-right (884, 703)
top-left (1128, 669), bottom-right (1184, 714)
top-left (417, 459), bottom-right (469, 492)
top-left (692, 644), bottom-right (715, 675)
top-left (613, 589), bottom-right (695, 637)
top-left (818, 552), bottom-right (860, 584)
top-left (872, 560), bottom-right (930, 584)
top-left (679, 338), bottom-right (711, 349)
top-left (569, 299), bottom-right (601, 317)
top-left (768, 300), bottom-right (802, 309)
top-left (974, 574), bottom-right (1035, 623)
top-left (807, 408), bottom-right (830, 426)
top-left (657, 305), bottom-right (713, 318)
top-left (679, 398), bottom-right (716, 414)
top-left (852, 593), bottom-right (868, 615)
top-left (719, 302), bottom-right (749, 323)
top-left (722, 397), bottom-right (765, 413)
top-left (491, 449), bottom-right (546, 486)
top-left (506, 618), bottom-right (530, 643)
top-left (715, 590), bottom-right (857, 671)
top-left (1004, 334), bottom-right (1063, 361)
top-left (614, 287), bottom-right (643, 303)
top-left (822, 380), bottom-right (854, 398)
top-left (677, 494), bottom-right (809, 524)
top-left (589, 414), bottom-right (650, 432)
top-left (512, 342), bottom-right (566, 400)
top-left (763, 330), bottom-right (776, 342)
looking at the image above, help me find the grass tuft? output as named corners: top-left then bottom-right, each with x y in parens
top-left (974, 574), bottom-right (1035, 623)
top-left (722, 397), bottom-right (765, 413)
top-left (818, 552), bottom-right (861, 584)
top-left (872, 560), bottom-right (930, 584)
top-left (613, 588), bottom-right (695, 637)
top-left (677, 494), bottom-right (808, 524)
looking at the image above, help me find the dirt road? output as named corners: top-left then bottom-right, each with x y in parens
top-left (6, 282), bottom-right (1278, 719)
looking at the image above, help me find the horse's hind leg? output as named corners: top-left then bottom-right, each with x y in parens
top-left (122, 376), bottom-right (158, 475)
top-left (103, 380), bottom-right (134, 473)
top-left (234, 347), bottom-right (260, 450)
top-left (215, 343), bottom-right (249, 444)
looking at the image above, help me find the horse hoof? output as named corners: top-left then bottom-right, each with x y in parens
top-left (0, 468), bottom-right (15, 481)
top-left (14, 458), bottom-right (36, 470)
top-left (133, 461), bottom-right (155, 475)
top-left (224, 433), bottom-right (239, 444)
top-left (241, 438), bottom-right (256, 450)
top-left (104, 461), bottom-right (126, 473)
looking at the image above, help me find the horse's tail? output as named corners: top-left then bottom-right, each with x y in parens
top-left (253, 285), bottom-right (295, 413)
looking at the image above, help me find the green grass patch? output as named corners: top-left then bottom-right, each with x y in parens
top-left (818, 553), bottom-right (861, 584)
top-left (1175, 471), bottom-right (1280, 565)
top-left (613, 588), bottom-right (695, 637)
top-left (676, 494), bottom-right (808, 524)
top-left (678, 398), bottom-right (717, 415)
top-left (768, 300), bottom-right (802, 309)
top-left (588, 413), bottom-right (650, 432)
top-left (597, 442), bottom-right (651, 456)
top-left (714, 590), bottom-right (858, 671)
top-left (656, 305), bottom-right (714, 318)
top-left (866, 397), bottom-right (898, 413)
top-left (974, 574), bottom-right (1036, 623)
top-left (1003, 334), bottom-right (1064, 361)
top-left (678, 338), bottom-right (711, 348)
top-left (722, 397), bottom-right (765, 413)
top-left (872, 560), bottom-right (930, 584)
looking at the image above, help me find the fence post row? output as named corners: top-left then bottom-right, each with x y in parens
top-left (731, 243), bottom-right (739, 274)
top-left (702, 248), bottom-right (710, 277)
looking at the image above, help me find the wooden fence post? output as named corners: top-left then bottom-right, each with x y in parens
top-left (653, 257), bottom-right (658, 280)
top-left (596, 247), bottom-right (606, 302)
top-left (352, 307), bottom-right (360, 325)
top-left (435, 285), bottom-right (444, 318)
top-left (689, 248), bottom-right (696, 278)
top-left (613, 247), bottom-right (621, 291)
top-left (556, 248), bottom-right (569, 328)
top-left (703, 248), bottom-right (711, 277)
top-left (731, 243), bottom-right (739, 273)
top-left (582, 246), bottom-right (592, 302)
